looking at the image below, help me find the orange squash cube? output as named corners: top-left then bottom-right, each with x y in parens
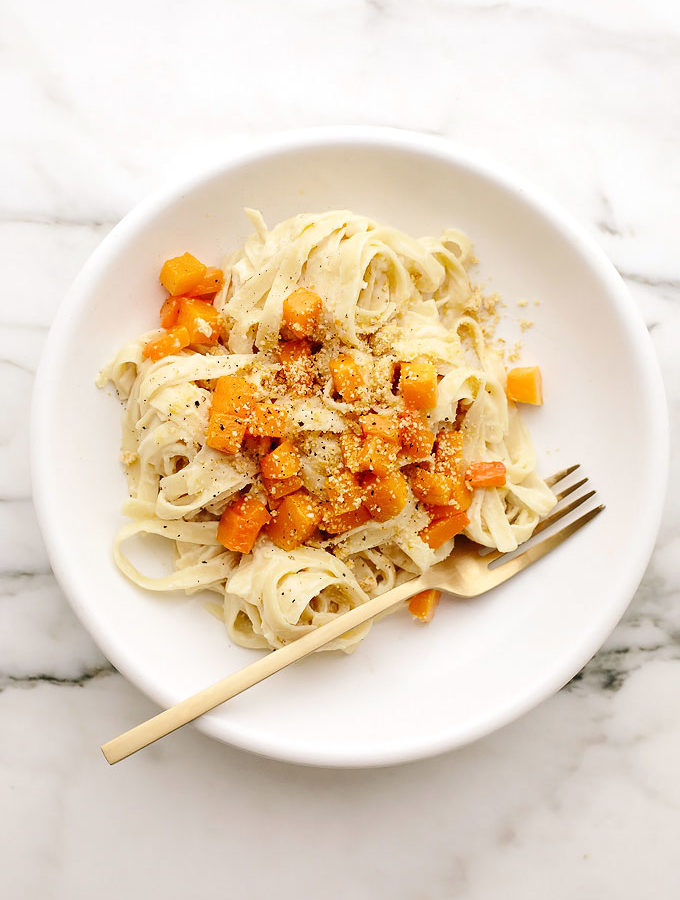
top-left (410, 469), bottom-right (456, 506)
top-left (186, 267), bottom-right (225, 299)
top-left (142, 326), bottom-right (191, 362)
top-left (340, 432), bottom-right (398, 476)
top-left (398, 410), bottom-right (435, 461)
top-left (419, 508), bottom-right (470, 549)
top-left (262, 474), bottom-right (303, 500)
top-left (362, 471), bottom-right (409, 522)
top-left (279, 339), bottom-right (312, 365)
top-left (246, 402), bottom-right (289, 438)
top-left (282, 287), bottom-right (323, 339)
top-left (433, 430), bottom-right (472, 509)
top-left (279, 339), bottom-right (315, 396)
top-left (217, 495), bottom-right (271, 554)
top-left (265, 489), bottom-right (321, 550)
top-left (448, 475), bottom-right (473, 512)
top-left (160, 253), bottom-right (207, 296)
top-left (260, 440), bottom-right (301, 480)
top-left (466, 461), bottom-right (507, 489)
top-left (212, 375), bottom-right (259, 418)
top-left (325, 470), bottom-right (364, 515)
top-left (357, 435), bottom-right (399, 476)
top-left (359, 413), bottom-right (399, 444)
top-left (160, 297), bottom-right (181, 329)
top-left (329, 354), bottom-right (364, 403)
top-left (244, 435), bottom-right (272, 457)
top-left (321, 504), bottom-right (371, 535)
top-left (399, 360), bottom-right (438, 409)
top-left (434, 430), bottom-right (464, 476)
top-left (206, 413), bottom-right (246, 454)
top-left (340, 432), bottom-right (364, 472)
top-left (408, 589), bottom-right (441, 623)
top-left (428, 505), bottom-right (465, 522)
top-left (176, 298), bottom-right (221, 346)
top-left (212, 377), bottom-right (286, 439)
top-left (506, 366), bottom-right (543, 405)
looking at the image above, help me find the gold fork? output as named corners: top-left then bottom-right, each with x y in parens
top-left (101, 463), bottom-right (603, 764)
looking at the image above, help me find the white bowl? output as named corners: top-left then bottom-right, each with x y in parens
top-left (31, 128), bottom-right (668, 767)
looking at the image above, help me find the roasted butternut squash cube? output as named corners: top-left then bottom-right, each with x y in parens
top-left (362, 471), bottom-right (409, 522)
top-left (506, 366), bottom-right (543, 405)
top-left (246, 402), bottom-right (289, 438)
top-left (321, 504), bottom-right (371, 535)
top-left (160, 297), bottom-right (181, 329)
top-left (340, 432), bottom-right (398, 476)
top-left (433, 430), bottom-right (472, 508)
top-left (329, 354), bottom-right (364, 403)
top-left (279, 339), bottom-right (312, 365)
top-left (212, 375), bottom-right (259, 418)
top-left (279, 339), bottom-right (315, 397)
top-left (340, 432), bottom-right (364, 473)
top-left (160, 253), bottom-right (207, 297)
top-left (142, 326), bottom-right (191, 362)
top-left (260, 440), bottom-right (301, 480)
top-left (282, 287), bottom-right (323, 339)
top-left (466, 461), bottom-right (507, 489)
top-left (419, 508), bottom-right (469, 549)
top-left (357, 435), bottom-right (399, 476)
top-left (206, 413), bottom-right (246, 454)
top-left (448, 475), bottom-right (473, 512)
top-left (217, 495), bottom-right (271, 554)
top-left (409, 469), bottom-right (455, 506)
top-left (265, 490), bottom-right (321, 550)
top-left (262, 474), bottom-right (304, 500)
top-left (398, 410), bottom-right (435, 461)
top-left (434, 430), bottom-right (464, 476)
top-left (176, 298), bottom-right (221, 346)
top-left (408, 589), bottom-right (441, 623)
top-left (359, 413), bottom-right (399, 444)
top-left (244, 435), bottom-right (272, 457)
top-left (186, 267), bottom-right (225, 299)
top-left (399, 360), bottom-right (437, 409)
top-left (325, 469), bottom-right (364, 514)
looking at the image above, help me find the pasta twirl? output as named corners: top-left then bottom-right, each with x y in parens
top-left (99, 209), bottom-right (556, 653)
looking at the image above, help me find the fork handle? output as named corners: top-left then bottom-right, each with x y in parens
top-left (101, 576), bottom-right (425, 764)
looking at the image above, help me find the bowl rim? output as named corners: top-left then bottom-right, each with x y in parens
top-left (31, 126), bottom-right (670, 767)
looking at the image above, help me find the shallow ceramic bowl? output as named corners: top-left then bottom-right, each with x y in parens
top-left (31, 128), bottom-right (668, 767)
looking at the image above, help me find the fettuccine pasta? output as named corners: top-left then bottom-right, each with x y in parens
top-left (98, 209), bottom-right (555, 652)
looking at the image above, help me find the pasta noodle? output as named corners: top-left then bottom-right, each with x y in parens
top-left (99, 209), bottom-right (556, 653)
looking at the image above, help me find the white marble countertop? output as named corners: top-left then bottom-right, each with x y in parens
top-left (2, 1), bottom-right (679, 897)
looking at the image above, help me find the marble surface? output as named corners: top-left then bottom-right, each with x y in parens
top-left (1, 0), bottom-right (678, 897)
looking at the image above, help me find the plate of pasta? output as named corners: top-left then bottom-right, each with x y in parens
top-left (32, 129), bottom-right (668, 766)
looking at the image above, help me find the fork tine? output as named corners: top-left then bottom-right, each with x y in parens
top-left (554, 476), bottom-right (588, 502)
top-left (544, 463), bottom-right (580, 488)
top-left (484, 505), bottom-right (605, 589)
top-left (532, 489), bottom-right (596, 537)
top-left (475, 470), bottom-right (590, 563)
top-left (477, 478), bottom-right (590, 562)
top-left (477, 484), bottom-right (594, 562)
